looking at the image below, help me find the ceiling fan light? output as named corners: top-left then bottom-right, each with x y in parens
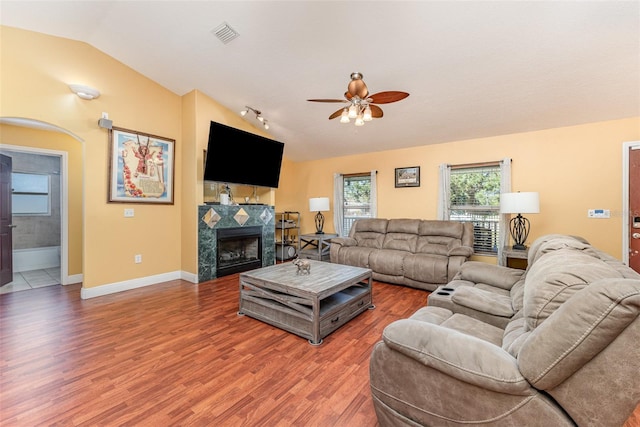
top-left (355, 115), bottom-right (365, 126)
top-left (348, 105), bottom-right (358, 119)
top-left (240, 109), bottom-right (248, 116)
top-left (363, 106), bottom-right (373, 121)
top-left (257, 115), bottom-right (264, 122)
top-left (340, 108), bottom-right (350, 123)
top-left (263, 122), bottom-right (269, 130)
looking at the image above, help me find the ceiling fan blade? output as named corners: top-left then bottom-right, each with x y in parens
top-left (370, 104), bottom-right (384, 118)
top-left (307, 99), bottom-right (348, 103)
top-left (347, 79), bottom-right (369, 99)
top-left (369, 91), bottom-right (410, 104)
top-left (329, 108), bottom-right (345, 120)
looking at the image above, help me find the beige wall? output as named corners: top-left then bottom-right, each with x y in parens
top-left (1, 26), bottom-right (183, 288)
top-left (276, 117), bottom-right (640, 260)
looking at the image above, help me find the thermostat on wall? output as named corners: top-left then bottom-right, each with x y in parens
top-left (588, 209), bottom-right (610, 218)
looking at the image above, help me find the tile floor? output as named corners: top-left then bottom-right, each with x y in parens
top-left (0, 268), bottom-right (61, 294)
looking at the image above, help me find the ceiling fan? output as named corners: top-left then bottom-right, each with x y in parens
top-left (307, 72), bottom-right (409, 126)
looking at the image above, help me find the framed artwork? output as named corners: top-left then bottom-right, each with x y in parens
top-left (395, 166), bottom-right (420, 188)
top-left (108, 127), bottom-right (175, 204)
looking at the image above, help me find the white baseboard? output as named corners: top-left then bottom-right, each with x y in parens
top-left (66, 273), bottom-right (83, 285)
top-left (80, 271), bottom-right (189, 299)
top-left (13, 246), bottom-right (60, 272)
top-left (181, 270), bottom-right (198, 283)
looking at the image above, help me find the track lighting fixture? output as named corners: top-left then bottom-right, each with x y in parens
top-left (239, 106), bottom-right (270, 130)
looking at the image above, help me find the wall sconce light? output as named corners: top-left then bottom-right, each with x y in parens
top-left (69, 84), bottom-right (100, 100)
top-left (239, 106), bottom-right (270, 130)
top-left (309, 197), bottom-right (330, 234)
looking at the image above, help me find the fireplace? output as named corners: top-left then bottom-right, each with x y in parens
top-left (216, 226), bottom-right (263, 277)
top-left (198, 204), bottom-right (275, 282)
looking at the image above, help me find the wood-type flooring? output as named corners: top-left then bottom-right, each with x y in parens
top-left (1, 273), bottom-right (638, 426)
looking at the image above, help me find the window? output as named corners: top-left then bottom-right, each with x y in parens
top-left (342, 174), bottom-right (372, 235)
top-left (12, 172), bottom-right (51, 215)
top-left (448, 163), bottom-right (502, 255)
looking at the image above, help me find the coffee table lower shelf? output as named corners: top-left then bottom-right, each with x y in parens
top-left (238, 262), bottom-right (373, 345)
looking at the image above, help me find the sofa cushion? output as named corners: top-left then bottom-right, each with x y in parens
top-left (351, 218), bottom-right (388, 249)
top-left (384, 219), bottom-right (420, 253)
top-left (501, 311), bottom-right (529, 357)
top-left (415, 220), bottom-right (466, 256)
top-left (419, 220), bottom-right (464, 238)
top-left (354, 232), bottom-right (385, 249)
top-left (369, 249), bottom-right (407, 276)
top-left (403, 253), bottom-right (449, 284)
top-left (451, 287), bottom-right (515, 318)
top-left (456, 261), bottom-right (525, 290)
top-left (523, 249), bottom-right (627, 330)
top-left (519, 278), bottom-right (640, 390)
top-left (527, 234), bottom-right (591, 266)
top-left (333, 246), bottom-right (376, 268)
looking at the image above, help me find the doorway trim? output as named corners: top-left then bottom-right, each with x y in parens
top-left (0, 144), bottom-right (69, 286)
top-left (622, 140), bottom-right (640, 266)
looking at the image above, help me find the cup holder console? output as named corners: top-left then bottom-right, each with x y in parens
top-left (434, 286), bottom-right (456, 296)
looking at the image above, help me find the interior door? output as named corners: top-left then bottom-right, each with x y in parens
top-left (630, 145), bottom-right (640, 273)
top-left (1, 154), bottom-right (13, 285)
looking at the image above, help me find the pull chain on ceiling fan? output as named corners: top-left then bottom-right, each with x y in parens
top-left (307, 72), bottom-right (409, 126)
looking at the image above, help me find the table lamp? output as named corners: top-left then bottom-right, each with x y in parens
top-left (309, 197), bottom-right (330, 234)
top-left (500, 192), bottom-right (540, 250)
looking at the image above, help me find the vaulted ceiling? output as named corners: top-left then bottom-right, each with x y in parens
top-left (2, 1), bottom-right (639, 161)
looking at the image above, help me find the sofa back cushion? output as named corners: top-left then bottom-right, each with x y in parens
top-left (382, 219), bottom-right (420, 252)
top-left (527, 234), bottom-right (591, 266)
top-left (351, 218), bottom-right (388, 249)
top-left (518, 278), bottom-right (640, 390)
top-left (415, 220), bottom-right (465, 256)
top-left (523, 248), bottom-right (627, 331)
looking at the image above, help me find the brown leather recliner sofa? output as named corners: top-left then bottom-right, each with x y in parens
top-left (329, 218), bottom-right (474, 291)
top-left (370, 234), bottom-right (640, 426)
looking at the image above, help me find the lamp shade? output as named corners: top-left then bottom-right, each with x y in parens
top-left (309, 197), bottom-right (330, 212)
top-left (500, 192), bottom-right (540, 214)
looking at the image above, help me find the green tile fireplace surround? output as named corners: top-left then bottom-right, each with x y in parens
top-left (198, 204), bottom-right (276, 282)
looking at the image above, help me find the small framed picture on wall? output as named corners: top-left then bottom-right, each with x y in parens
top-left (395, 166), bottom-right (420, 188)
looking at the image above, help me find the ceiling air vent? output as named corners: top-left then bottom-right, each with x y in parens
top-left (212, 22), bottom-right (239, 44)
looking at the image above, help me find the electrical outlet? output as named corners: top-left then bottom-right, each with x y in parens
top-left (124, 208), bottom-right (134, 217)
top-left (102, 112), bottom-right (109, 119)
top-left (134, 254), bottom-right (142, 264)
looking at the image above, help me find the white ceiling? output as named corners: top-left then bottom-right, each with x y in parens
top-left (1, 1), bottom-right (639, 162)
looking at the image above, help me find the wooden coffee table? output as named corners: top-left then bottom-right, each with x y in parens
top-left (238, 260), bottom-right (373, 345)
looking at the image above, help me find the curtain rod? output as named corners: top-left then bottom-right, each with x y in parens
top-left (342, 171), bottom-right (377, 177)
top-left (450, 161), bottom-right (501, 170)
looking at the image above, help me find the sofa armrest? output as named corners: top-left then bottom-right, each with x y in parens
top-left (330, 237), bottom-right (356, 247)
top-left (382, 319), bottom-right (531, 395)
top-left (457, 261), bottom-right (525, 290)
top-left (448, 245), bottom-right (474, 257)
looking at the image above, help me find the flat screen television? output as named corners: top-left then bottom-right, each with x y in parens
top-left (204, 121), bottom-right (284, 188)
